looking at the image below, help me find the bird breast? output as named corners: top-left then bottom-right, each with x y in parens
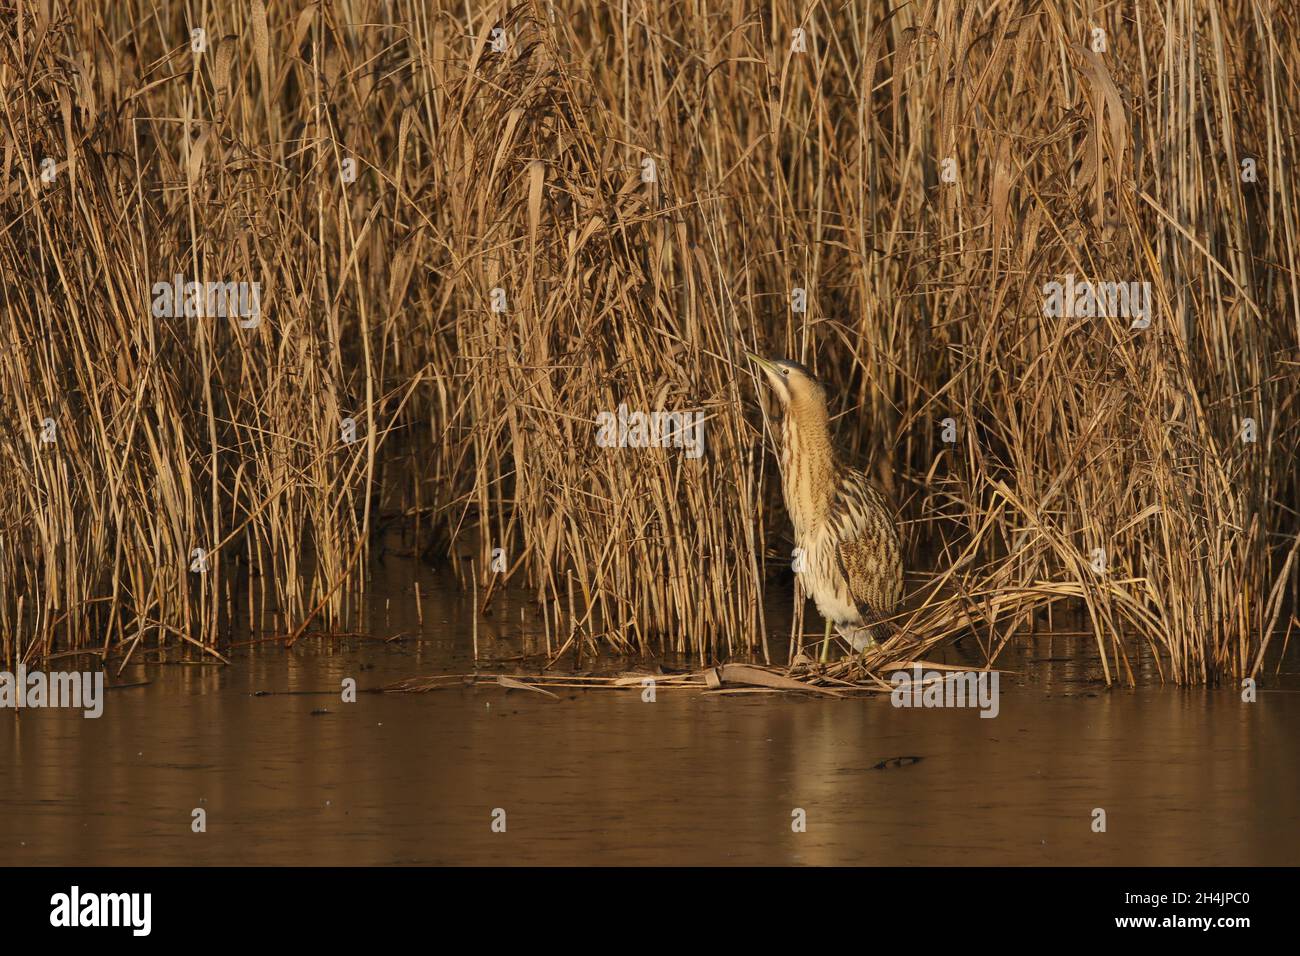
top-left (796, 529), bottom-right (861, 626)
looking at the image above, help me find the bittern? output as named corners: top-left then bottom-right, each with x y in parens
top-left (748, 353), bottom-right (903, 660)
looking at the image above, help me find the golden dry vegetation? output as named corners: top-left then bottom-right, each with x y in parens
top-left (1, 0), bottom-right (1297, 684)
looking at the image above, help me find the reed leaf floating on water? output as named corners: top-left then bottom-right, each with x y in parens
top-left (0, 1), bottom-right (1297, 685)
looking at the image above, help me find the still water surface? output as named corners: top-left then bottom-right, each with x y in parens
top-left (3, 570), bottom-right (1298, 865)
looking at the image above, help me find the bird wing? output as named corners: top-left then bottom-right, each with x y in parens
top-left (831, 475), bottom-right (903, 635)
top-left (834, 538), bottom-right (893, 639)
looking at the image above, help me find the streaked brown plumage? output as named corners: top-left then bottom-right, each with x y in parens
top-left (748, 353), bottom-right (903, 656)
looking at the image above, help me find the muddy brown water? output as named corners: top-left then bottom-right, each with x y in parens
top-left (3, 566), bottom-right (1299, 866)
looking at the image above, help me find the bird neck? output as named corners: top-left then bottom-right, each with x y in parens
top-left (779, 399), bottom-right (839, 538)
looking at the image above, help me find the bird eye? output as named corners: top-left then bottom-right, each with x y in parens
top-left (780, 368), bottom-right (789, 376)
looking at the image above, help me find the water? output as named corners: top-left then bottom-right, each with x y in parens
top-left (3, 565), bottom-right (1298, 865)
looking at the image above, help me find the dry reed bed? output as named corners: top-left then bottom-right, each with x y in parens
top-left (0, 1), bottom-right (1297, 684)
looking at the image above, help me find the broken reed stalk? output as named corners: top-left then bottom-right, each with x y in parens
top-left (0, 1), bottom-right (1296, 685)
top-left (379, 662), bottom-right (917, 697)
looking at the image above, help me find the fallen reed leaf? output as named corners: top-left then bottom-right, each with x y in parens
top-left (496, 676), bottom-right (560, 699)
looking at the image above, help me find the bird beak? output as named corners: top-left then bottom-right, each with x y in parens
top-left (745, 352), bottom-right (788, 403)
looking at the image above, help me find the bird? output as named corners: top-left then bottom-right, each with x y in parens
top-left (747, 352), bottom-right (904, 660)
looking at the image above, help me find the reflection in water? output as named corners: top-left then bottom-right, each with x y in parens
top-left (2, 570), bottom-right (1298, 865)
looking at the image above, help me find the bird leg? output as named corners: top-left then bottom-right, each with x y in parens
top-left (819, 618), bottom-right (833, 663)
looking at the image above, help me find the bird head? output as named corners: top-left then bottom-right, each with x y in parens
top-left (745, 352), bottom-right (827, 414)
